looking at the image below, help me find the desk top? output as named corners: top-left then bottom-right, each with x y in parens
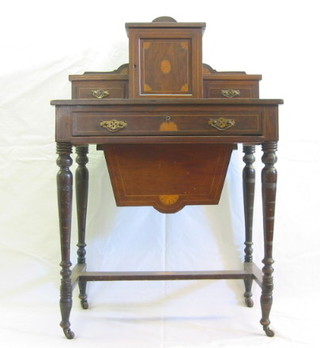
top-left (53, 98), bottom-right (282, 145)
top-left (51, 98), bottom-right (283, 106)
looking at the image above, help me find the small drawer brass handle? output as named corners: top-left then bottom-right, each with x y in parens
top-left (100, 120), bottom-right (127, 132)
top-left (208, 117), bottom-right (236, 131)
top-left (221, 89), bottom-right (240, 98)
top-left (91, 89), bottom-right (110, 99)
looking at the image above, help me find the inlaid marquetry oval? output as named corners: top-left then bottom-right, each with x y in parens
top-left (161, 59), bottom-right (171, 74)
top-left (159, 195), bottom-right (179, 205)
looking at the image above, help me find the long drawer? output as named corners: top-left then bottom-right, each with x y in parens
top-left (71, 111), bottom-right (262, 137)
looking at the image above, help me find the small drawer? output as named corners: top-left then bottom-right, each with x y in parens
top-left (72, 80), bottom-right (128, 99)
top-left (203, 80), bottom-right (259, 98)
top-left (71, 112), bottom-right (262, 137)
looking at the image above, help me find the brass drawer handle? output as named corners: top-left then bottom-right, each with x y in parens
top-left (92, 89), bottom-right (110, 99)
top-left (221, 89), bottom-right (240, 98)
top-left (100, 120), bottom-right (127, 132)
top-left (208, 117), bottom-right (236, 130)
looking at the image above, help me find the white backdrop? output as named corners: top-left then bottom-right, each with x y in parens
top-left (1, 0), bottom-right (320, 347)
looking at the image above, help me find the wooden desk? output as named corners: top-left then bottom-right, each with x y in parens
top-left (52, 97), bottom-right (282, 339)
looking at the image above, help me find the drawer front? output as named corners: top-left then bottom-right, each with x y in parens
top-left (203, 80), bottom-right (259, 98)
top-left (72, 112), bottom-right (262, 137)
top-left (72, 81), bottom-right (128, 99)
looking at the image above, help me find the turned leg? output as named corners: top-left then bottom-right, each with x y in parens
top-left (56, 142), bottom-right (75, 339)
top-left (75, 145), bottom-right (89, 309)
top-left (260, 141), bottom-right (277, 337)
top-left (242, 145), bottom-right (255, 307)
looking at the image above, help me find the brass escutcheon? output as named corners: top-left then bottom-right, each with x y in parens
top-left (92, 89), bottom-right (110, 99)
top-left (208, 117), bottom-right (236, 130)
top-left (100, 120), bottom-right (127, 132)
top-left (221, 89), bottom-right (240, 98)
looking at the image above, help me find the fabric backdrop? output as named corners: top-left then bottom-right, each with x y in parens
top-left (1, 0), bottom-right (319, 347)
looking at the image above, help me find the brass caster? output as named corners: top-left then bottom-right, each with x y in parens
top-left (245, 297), bottom-right (254, 308)
top-left (63, 328), bottom-right (75, 339)
top-left (263, 325), bottom-right (275, 337)
top-left (81, 299), bottom-right (89, 310)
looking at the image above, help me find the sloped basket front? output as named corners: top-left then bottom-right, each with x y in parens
top-left (101, 143), bottom-right (233, 213)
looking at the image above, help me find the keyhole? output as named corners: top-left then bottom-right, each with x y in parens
top-left (165, 115), bottom-right (171, 122)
